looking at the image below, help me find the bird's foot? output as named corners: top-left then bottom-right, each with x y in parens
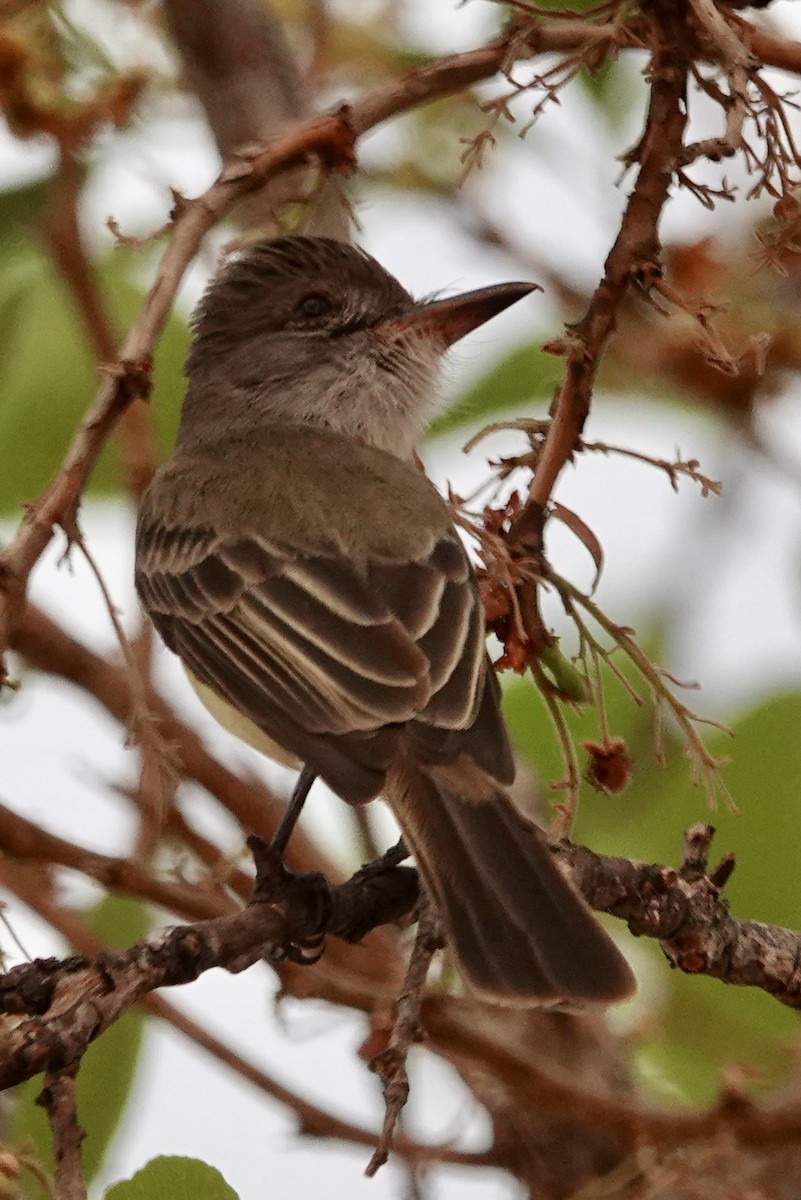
top-left (247, 834), bottom-right (332, 966)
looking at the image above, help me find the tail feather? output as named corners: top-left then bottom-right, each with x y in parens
top-left (387, 762), bottom-right (635, 1006)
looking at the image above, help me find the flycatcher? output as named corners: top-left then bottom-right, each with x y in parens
top-left (135, 236), bottom-right (634, 1006)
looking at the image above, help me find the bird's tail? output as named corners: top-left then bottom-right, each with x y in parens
top-left (386, 761), bottom-right (635, 1006)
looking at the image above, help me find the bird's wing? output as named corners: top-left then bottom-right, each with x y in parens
top-left (135, 516), bottom-right (487, 754)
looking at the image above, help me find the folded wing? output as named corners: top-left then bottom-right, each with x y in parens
top-left (135, 513), bottom-right (510, 800)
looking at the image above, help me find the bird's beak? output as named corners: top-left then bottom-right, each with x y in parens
top-left (376, 281), bottom-right (539, 348)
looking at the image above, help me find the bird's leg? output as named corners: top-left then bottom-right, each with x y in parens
top-left (271, 764), bottom-right (317, 855)
top-left (251, 765), bottom-right (329, 965)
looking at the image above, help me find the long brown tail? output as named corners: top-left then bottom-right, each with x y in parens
top-left (386, 761), bottom-right (635, 1006)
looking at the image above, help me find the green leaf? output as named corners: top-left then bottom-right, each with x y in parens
top-left (0, 178), bottom-right (50, 245)
top-left (505, 674), bottom-right (801, 1102)
top-left (577, 58), bottom-right (648, 129)
top-left (77, 897), bottom-right (152, 1185)
top-left (429, 341), bottom-right (561, 438)
top-left (104, 1157), bottom-right (240, 1200)
top-left (0, 216), bottom-right (188, 517)
top-left (574, 692), bottom-right (801, 924)
top-left (11, 897), bottom-right (151, 1188)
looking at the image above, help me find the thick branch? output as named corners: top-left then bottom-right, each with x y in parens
top-left (3, 863), bottom-right (489, 1171)
top-left (0, 845), bottom-right (417, 1091)
top-left (559, 823), bottom-right (801, 1006)
top-left (4, 820), bottom-right (801, 1099)
top-left (748, 24), bottom-right (801, 77)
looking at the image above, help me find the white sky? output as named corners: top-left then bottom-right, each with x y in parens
top-left (4, 1), bottom-right (801, 1196)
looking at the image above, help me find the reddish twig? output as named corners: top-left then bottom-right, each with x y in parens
top-left (515, 10), bottom-right (692, 538)
top-left (424, 998), bottom-right (801, 1149)
top-left (46, 148), bottom-right (159, 506)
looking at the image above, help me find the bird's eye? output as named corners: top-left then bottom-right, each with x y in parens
top-left (296, 294), bottom-right (332, 320)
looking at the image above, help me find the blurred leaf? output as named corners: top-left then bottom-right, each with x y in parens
top-left (578, 57), bottom-right (616, 105)
top-left (104, 1156), bottom-right (239, 1200)
top-left (576, 693), bottom-right (801, 926)
top-left (506, 673), bottom-right (801, 1101)
top-left (51, 6), bottom-right (117, 76)
top-left (78, 897), bottom-right (151, 1185)
top-left (0, 186), bottom-right (188, 517)
top-left (429, 342), bottom-right (561, 437)
top-left (0, 179), bottom-right (50, 243)
top-left (637, 952), bottom-right (797, 1105)
top-left (578, 58), bottom-right (647, 128)
top-left (11, 897), bottom-right (151, 1188)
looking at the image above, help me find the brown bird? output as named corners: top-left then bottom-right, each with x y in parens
top-left (135, 236), bottom-right (635, 1006)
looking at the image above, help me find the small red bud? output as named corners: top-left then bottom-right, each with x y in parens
top-left (582, 738), bottom-right (632, 794)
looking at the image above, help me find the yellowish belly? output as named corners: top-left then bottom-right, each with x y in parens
top-left (185, 668), bottom-right (300, 769)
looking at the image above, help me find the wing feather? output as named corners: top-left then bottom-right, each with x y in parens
top-left (242, 575), bottom-right (424, 685)
top-left (136, 507), bottom-right (508, 796)
top-left (419, 596), bottom-right (485, 728)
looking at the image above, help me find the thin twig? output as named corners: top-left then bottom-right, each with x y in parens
top-left (366, 898), bottom-right (445, 1176)
top-left (513, 9), bottom-right (691, 536)
top-left (550, 571), bottom-right (732, 808)
top-left (65, 525), bottom-right (176, 820)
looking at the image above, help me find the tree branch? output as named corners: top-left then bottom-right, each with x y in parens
top-left (0, 842), bottom-right (417, 1091)
top-left (2, 861), bottom-right (492, 1172)
top-left (515, 5), bottom-right (692, 533)
top-left (560, 823), bottom-right (801, 1007)
top-left (37, 1065), bottom-right (86, 1200)
top-left (4, 818), bottom-right (801, 1101)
